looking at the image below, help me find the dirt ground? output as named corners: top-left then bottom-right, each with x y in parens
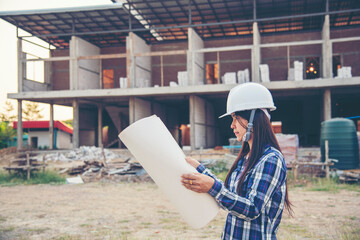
top-left (0, 182), bottom-right (359, 240)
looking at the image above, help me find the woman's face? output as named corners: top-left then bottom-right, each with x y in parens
top-left (230, 113), bottom-right (248, 142)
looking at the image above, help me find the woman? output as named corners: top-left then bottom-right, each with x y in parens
top-left (181, 82), bottom-right (292, 240)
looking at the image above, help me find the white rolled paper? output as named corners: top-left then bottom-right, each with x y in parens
top-left (118, 115), bottom-right (219, 228)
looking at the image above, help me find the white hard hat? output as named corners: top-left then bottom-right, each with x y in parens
top-left (219, 82), bottom-right (276, 118)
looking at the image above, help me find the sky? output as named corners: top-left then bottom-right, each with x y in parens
top-left (0, 0), bottom-right (113, 121)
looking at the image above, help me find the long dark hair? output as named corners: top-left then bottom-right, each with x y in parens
top-left (225, 109), bottom-right (293, 216)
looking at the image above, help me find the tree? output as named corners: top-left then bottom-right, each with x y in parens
top-left (0, 121), bottom-right (16, 149)
top-left (23, 102), bottom-right (44, 121)
top-left (0, 100), bottom-right (17, 122)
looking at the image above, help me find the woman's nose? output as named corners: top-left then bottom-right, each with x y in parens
top-left (230, 120), bottom-right (235, 129)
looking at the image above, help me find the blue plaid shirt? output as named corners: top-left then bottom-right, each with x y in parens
top-left (197, 146), bottom-right (287, 240)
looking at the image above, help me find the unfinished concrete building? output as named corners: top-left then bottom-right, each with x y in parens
top-left (1, 0), bottom-right (359, 150)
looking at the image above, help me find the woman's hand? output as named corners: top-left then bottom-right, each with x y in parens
top-left (185, 157), bottom-right (200, 169)
top-left (181, 173), bottom-right (215, 193)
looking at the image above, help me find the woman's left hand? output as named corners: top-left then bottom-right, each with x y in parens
top-left (181, 173), bottom-right (215, 193)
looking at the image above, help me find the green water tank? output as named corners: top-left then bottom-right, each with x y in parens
top-left (320, 118), bottom-right (359, 170)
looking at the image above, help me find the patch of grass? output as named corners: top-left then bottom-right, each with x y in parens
top-left (288, 173), bottom-right (360, 193)
top-left (337, 225), bottom-right (360, 240)
top-left (0, 216), bottom-right (6, 222)
top-left (80, 223), bottom-right (93, 228)
top-left (118, 219), bottom-right (130, 224)
top-left (308, 178), bottom-right (360, 193)
top-left (279, 223), bottom-right (318, 239)
top-left (52, 234), bottom-right (83, 240)
top-left (0, 226), bottom-right (14, 233)
top-left (0, 170), bottom-right (65, 185)
top-left (26, 227), bottom-right (49, 234)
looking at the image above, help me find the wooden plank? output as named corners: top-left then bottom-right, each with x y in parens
top-left (134, 50), bottom-right (187, 57)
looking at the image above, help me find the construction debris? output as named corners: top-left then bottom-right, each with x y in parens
top-left (41, 146), bottom-right (126, 162)
top-left (337, 169), bottom-right (360, 183)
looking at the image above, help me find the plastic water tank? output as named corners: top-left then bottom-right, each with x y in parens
top-left (320, 118), bottom-right (359, 170)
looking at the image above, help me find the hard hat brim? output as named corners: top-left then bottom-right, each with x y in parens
top-left (218, 112), bottom-right (231, 119)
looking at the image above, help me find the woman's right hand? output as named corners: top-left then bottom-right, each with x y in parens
top-left (185, 157), bottom-right (200, 169)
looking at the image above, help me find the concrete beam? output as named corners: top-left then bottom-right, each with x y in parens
top-left (323, 88), bottom-right (332, 121)
top-left (17, 100), bottom-right (23, 150)
top-left (252, 22), bottom-right (261, 83)
top-left (322, 15), bottom-right (332, 78)
top-left (72, 99), bottom-right (79, 148)
top-left (8, 77), bottom-right (360, 101)
top-left (49, 103), bottom-right (54, 149)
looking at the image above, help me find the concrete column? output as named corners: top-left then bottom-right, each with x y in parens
top-left (17, 100), bottom-right (23, 150)
top-left (49, 103), bottom-right (54, 149)
top-left (17, 38), bottom-right (24, 92)
top-left (251, 22), bottom-right (261, 82)
top-left (322, 15), bottom-right (332, 78)
top-left (189, 95), bottom-right (196, 150)
top-left (187, 28), bottom-right (204, 85)
top-left (44, 61), bottom-right (52, 90)
top-left (72, 99), bottom-right (79, 148)
top-left (323, 88), bottom-right (332, 121)
top-left (69, 36), bottom-right (78, 90)
top-left (98, 104), bottom-right (103, 148)
top-left (129, 97), bottom-right (135, 124)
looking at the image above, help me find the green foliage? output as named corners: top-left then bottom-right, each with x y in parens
top-left (287, 171), bottom-right (360, 193)
top-left (0, 170), bottom-right (66, 185)
top-left (0, 121), bottom-right (16, 149)
top-left (308, 178), bottom-right (360, 193)
top-left (207, 159), bottom-right (229, 182)
top-left (23, 101), bottom-right (43, 121)
top-left (63, 119), bottom-right (73, 127)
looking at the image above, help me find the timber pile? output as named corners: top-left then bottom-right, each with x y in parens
top-left (338, 169), bottom-right (360, 183)
top-left (3, 152), bottom-right (46, 180)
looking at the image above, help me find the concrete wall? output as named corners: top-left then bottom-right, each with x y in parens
top-left (70, 37), bottom-right (100, 90)
top-left (28, 131), bottom-right (50, 148)
top-left (23, 79), bottom-right (48, 92)
top-left (127, 33), bottom-right (151, 88)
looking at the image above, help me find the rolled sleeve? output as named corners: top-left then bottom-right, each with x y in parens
top-left (196, 163), bottom-right (206, 173)
top-left (208, 179), bottom-right (223, 197)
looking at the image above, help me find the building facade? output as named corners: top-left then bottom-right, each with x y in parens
top-left (1, 0), bottom-right (359, 150)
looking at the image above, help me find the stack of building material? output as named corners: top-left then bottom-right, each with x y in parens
top-left (336, 66), bottom-right (352, 78)
top-left (275, 133), bottom-right (299, 166)
top-left (169, 81), bottom-right (178, 87)
top-left (294, 61), bottom-right (303, 81)
top-left (228, 138), bottom-right (242, 155)
top-left (222, 72), bottom-right (237, 84)
top-left (288, 68), bottom-right (295, 81)
top-left (119, 77), bottom-right (128, 88)
top-left (259, 64), bottom-right (270, 82)
top-left (237, 68), bottom-right (250, 83)
top-left (177, 71), bottom-right (188, 86)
